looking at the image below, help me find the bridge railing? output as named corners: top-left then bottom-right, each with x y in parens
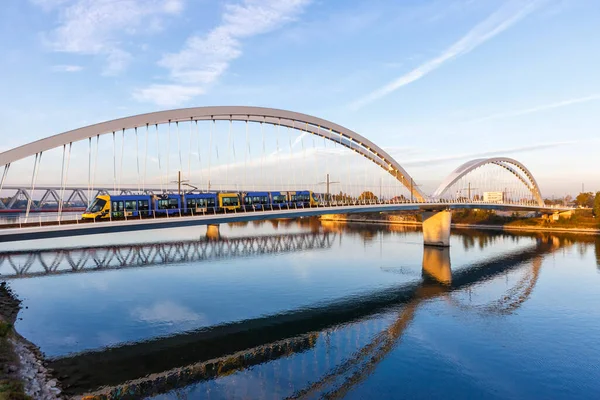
top-left (0, 197), bottom-right (547, 230)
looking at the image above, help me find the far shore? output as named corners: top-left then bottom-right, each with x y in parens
top-left (319, 216), bottom-right (600, 235)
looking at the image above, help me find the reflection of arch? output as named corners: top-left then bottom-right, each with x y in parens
top-left (447, 255), bottom-right (542, 315)
top-left (0, 106), bottom-right (425, 201)
top-left (291, 241), bottom-right (555, 398)
top-left (432, 157), bottom-right (544, 206)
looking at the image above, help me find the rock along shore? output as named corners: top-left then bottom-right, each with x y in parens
top-left (0, 281), bottom-right (63, 399)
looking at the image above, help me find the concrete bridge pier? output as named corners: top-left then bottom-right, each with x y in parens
top-left (206, 224), bottom-right (221, 240)
top-left (422, 210), bottom-right (451, 247)
top-left (422, 246), bottom-right (451, 285)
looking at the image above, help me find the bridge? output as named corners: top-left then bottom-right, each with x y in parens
top-left (0, 106), bottom-right (570, 246)
top-left (14, 229), bottom-right (568, 398)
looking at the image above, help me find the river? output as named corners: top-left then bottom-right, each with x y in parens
top-left (2, 219), bottom-right (599, 399)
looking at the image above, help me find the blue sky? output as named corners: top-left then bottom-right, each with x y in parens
top-left (1, 0), bottom-right (599, 196)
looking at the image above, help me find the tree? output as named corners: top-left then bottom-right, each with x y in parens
top-left (575, 192), bottom-right (595, 208)
top-left (593, 192), bottom-right (600, 218)
top-left (565, 194), bottom-right (573, 205)
top-left (358, 191), bottom-right (378, 201)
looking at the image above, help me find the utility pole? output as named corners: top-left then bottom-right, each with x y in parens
top-left (170, 171), bottom-right (189, 196)
top-left (318, 173), bottom-right (339, 205)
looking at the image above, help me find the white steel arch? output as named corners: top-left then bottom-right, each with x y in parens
top-left (0, 106), bottom-right (425, 201)
top-left (432, 157), bottom-right (544, 207)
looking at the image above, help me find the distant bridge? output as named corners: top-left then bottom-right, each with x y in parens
top-left (0, 106), bottom-right (571, 245)
top-left (0, 231), bottom-right (334, 278)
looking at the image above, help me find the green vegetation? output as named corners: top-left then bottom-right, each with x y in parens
top-left (452, 209), bottom-right (600, 230)
top-left (358, 191), bottom-right (378, 201)
top-left (0, 380), bottom-right (31, 400)
top-left (575, 192), bottom-right (595, 208)
top-left (593, 192), bottom-right (600, 218)
top-left (0, 322), bottom-right (11, 338)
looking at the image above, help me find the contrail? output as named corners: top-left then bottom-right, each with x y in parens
top-left (469, 94), bottom-right (600, 123)
top-left (349, 0), bottom-right (545, 110)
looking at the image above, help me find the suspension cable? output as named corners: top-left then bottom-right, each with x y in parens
top-left (112, 132), bottom-right (116, 193)
top-left (226, 117), bottom-right (232, 189)
top-left (25, 152), bottom-right (42, 222)
top-left (261, 120), bottom-right (265, 190)
top-left (188, 118), bottom-right (193, 184)
top-left (177, 121), bottom-right (183, 177)
top-left (135, 127), bottom-right (140, 193)
top-left (91, 135), bottom-right (99, 201)
top-left (244, 118), bottom-right (248, 191)
top-left (119, 128), bottom-right (125, 193)
top-left (208, 119), bottom-right (213, 191)
top-left (87, 137), bottom-right (91, 206)
top-left (156, 124), bottom-right (163, 193)
top-left (143, 124), bottom-right (148, 192)
top-left (167, 121), bottom-right (171, 190)
top-left (0, 164), bottom-right (10, 209)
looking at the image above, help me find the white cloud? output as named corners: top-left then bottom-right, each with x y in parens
top-left (35, 0), bottom-right (184, 75)
top-left (349, 0), bottom-right (545, 110)
top-left (134, 0), bottom-right (312, 105)
top-left (131, 300), bottom-right (204, 324)
top-left (51, 64), bottom-right (83, 72)
top-left (133, 84), bottom-right (205, 107)
top-left (469, 94), bottom-right (600, 123)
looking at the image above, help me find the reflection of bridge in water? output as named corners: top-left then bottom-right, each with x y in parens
top-left (0, 231), bottom-right (334, 279)
top-left (46, 233), bottom-right (570, 399)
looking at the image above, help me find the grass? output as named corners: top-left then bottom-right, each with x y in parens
top-left (0, 380), bottom-right (32, 400)
top-left (452, 209), bottom-right (600, 230)
top-left (0, 323), bottom-right (12, 338)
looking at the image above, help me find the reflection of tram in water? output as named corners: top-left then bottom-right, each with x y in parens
top-left (81, 190), bottom-right (321, 220)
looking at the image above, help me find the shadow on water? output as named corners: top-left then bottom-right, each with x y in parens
top-left (35, 227), bottom-right (582, 399)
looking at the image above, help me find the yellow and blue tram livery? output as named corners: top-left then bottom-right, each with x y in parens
top-left (82, 190), bottom-right (320, 220)
top-left (288, 191), bottom-right (320, 207)
top-left (218, 192), bottom-right (241, 211)
top-left (154, 194), bottom-right (182, 216)
top-left (185, 193), bottom-right (217, 213)
top-left (242, 191), bottom-right (270, 211)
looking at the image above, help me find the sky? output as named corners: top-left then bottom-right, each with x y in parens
top-left (1, 0), bottom-right (599, 197)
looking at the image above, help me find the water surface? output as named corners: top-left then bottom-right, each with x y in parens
top-left (3, 220), bottom-right (599, 399)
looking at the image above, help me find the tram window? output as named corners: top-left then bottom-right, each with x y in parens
top-left (244, 196), bottom-right (253, 205)
top-left (87, 198), bottom-right (106, 213)
top-left (222, 196), bottom-right (239, 206)
top-left (169, 199), bottom-right (179, 209)
top-left (158, 199), bottom-right (169, 209)
top-left (207, 198), bottom-right (215, 207)
top-left (138, 200), bottom-right (149, 211)
top-left (112, 201), bottom-right (124, 211)
top-left (187, 199), bottom-right (195, 207)
top-left (125, 200), bottom-right (137, 211)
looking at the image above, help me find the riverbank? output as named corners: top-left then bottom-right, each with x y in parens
top-left (0, 282), bottom-right (62, 399)
top-left (320, 212), bottom-right (600, 235)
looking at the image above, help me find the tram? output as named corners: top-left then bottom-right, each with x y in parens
top-left (81, 190), bottom-right (321, 220)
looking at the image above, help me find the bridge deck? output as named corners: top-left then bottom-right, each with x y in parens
top-left (0, 202), bottom-right (569, 242)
